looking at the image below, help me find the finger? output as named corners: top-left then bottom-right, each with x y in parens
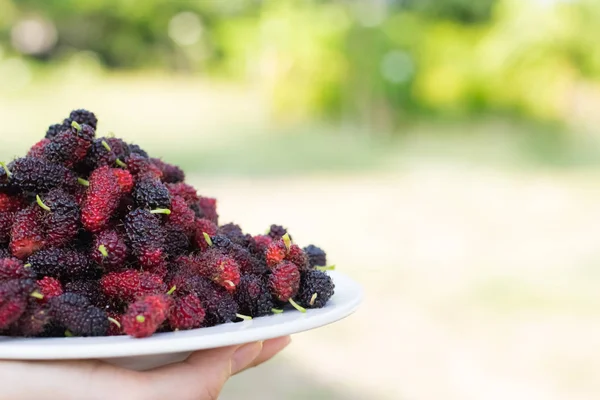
top-left (144, 343), bottom-right (263, 400)
top-left (235, 336), bottom-right (291, 375)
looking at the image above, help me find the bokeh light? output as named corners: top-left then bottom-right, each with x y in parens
top-left (10, 17), bottom-right (57, 55)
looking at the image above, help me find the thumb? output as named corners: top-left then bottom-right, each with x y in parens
top-left (145, 342), bottom-right (263, 400)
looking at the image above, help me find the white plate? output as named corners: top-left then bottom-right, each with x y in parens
top-left (0, 271), bottom-right (362, 370)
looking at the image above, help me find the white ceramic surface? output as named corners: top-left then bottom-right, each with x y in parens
top-left (0, 271), bottom-right (362, 370)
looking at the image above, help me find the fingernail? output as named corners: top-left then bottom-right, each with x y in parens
top-left (232, 342), bottom-right (263, 374)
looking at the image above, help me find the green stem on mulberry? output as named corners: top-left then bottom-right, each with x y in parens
top-left (36, 195), bottom-right (51, 212)
top-left (271, 308), bottom-right (284, 314)
top-left (98, 245), bottom-right (108, 258)
top-left (107, 317), bottom-right (121, 329)
top-left (150, 208), bottom-right (171, 215)
top-left (30, 290), bottom-right (44, 300)
top-left (203, 232), bottom-right (213, 247)
top-left (282, 233), bottom-right (292, 251)
top-left (0, 162), bottom-right (11, 178)
top-left (136, 315), bottom-right (146, 323)
top-left (315, 265), bottom-right (336, 271)
top-left (115, 159), bottom-right (127, 168)
top-left (289, 298), bottom-right (306, 313)
top-left (101, 140), bottom-right (112, 152)
top-left (71, 120), bottom-right (82, 132)
top-left (310, 293), bottom-right (318, 306)
top-left (167, 285), bottom-right (177, 296)
top-left (0, 161), bottom-right (12, 179)
top-left (23, 263), bottom-right (31, 268)
top-left (236, 313), bottom-right (252, 321)
top-left (77, 178), bottom-right (90, 187)
top-left (64, 330), bottom-right (74, 337)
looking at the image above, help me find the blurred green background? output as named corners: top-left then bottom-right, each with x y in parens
top-left (1, 0), bottom-right (600, 399)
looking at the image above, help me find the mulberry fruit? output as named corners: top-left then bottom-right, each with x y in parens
top-left (38, 189), bottom-right (81, 247)
top-left (124, 209), bottom-right (167, 273)
top-left (84, 138), bottom-right (117, 170)
top-left (164, 227), bottom-right (190, 259)
top-left (0, 193), bottom-right (23, 244)
top-left (64, 280), bottom-right (109, 309)
top-left (268, 225), bottom-right (288, 240)
top-left (296, 270), bottom-right (334, 309)
top-left (132, 177), bottom-right (171, 210)
top-left (8, 303), bottom-right (51, 336)
top-left (10, 206), bottom-right (45, 259)
top-left (122, 295), bottom-right (171, 338)
top-left (91, 229), bottom-right (129, 271)
top-left (269, 262), bottom-right (300, 303)
top-left (27, 139), bottom-right (50, 158)
top-left (167, 196), bottom-right (195, 235)
top-left (9, 157), bottom-right (77, 193)
top-left (219, 223), bottom-right (253, 248)
top-left (286, 244), bottom-right (309, 271)
top-left (150, 158), bottom-right (185, 183)
top-left (100, 270), bottom-right (166, 302)
top-left (185, 251), bottom-right (241, 292)
top-left (49, 293), bottom-right (108, 337)
top-left (125, 153), bottom-right (162, 179)
top-left (69, 109), bottom-right (98, 130)
top-left (196, 197), bottom-right (218, 224)
top-left (45, 123), bottom-right (67, 139)
top-left (303, 245), bottom-right (327, 268)
top-left (252, 235), bottom-right (273, 254)
top-left (211, 235), bottom-right (232, 250)
top-left (265, 239), bottom-right (287, 269)
top-left (166, 183), bottom-right (198, 206)
top-left (235, 275), bottom-right (273, 317)
top-left (43, 125), bottom-right (93, 168)
top-left (82, 166), bottom-right (123, 233)
top-left (194, 218), bottom-right (218, 250)
top-left (128, 144), bottom-right (148, 158)
top-left (36, 277), bottom-right (63, 302)
top-left (0, 257), bottom-right (33, 281)
top-left (168, 293), bottom-right (205, 330)
top-left (0, 279), bottom-right (37, 329)
top-left (28, 248), bottom-right (98, 281)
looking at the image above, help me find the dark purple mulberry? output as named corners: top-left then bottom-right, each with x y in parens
top-left (64, 280), bottom-right (111, 309)
top-left (150, 158), bottom-right (185, 183)
top-left (43, 125), bottom-right (94, 168)
top-left (268, 225), bottom-right (288, 240)
top-left (91, 229), bottom-right (129, 271)
top-left (218, 223), bottom-right (253, 248)
top-left (128, 144), bottom-right (149, 158)
top-left (38, 189), bottom-right (81, 248)
top-left (235, 275), bottom-right (273, 317)
top-left (303, 245), bottom-right (327, 268)
top-left (164, 227), bottom-right (190, 259)
top-left (69, 109), bottom-right (98, 130)
top-left (9, 157), bottom-right (77, 193)
top-left (28, 248), bottom-right (99, 281)
top-left (296, 270), bottom-right (335, 309)
top-left (49, 293), bottom-right (108, 336)
top-left (45, 123), bottom-right (67, 139)
top-left (132, 177), bottom-right (171, 209)
top-left (124, 209), bottom-right (166, 274)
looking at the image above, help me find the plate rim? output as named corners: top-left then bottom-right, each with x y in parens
top-left (0, 271), bottom-right (362, 360)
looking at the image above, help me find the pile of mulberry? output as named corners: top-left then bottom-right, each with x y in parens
top-left (0, 109), bottom-right (335, 339)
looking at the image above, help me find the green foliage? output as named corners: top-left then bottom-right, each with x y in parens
top-left (1, 0), bottom-right (599, 130)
